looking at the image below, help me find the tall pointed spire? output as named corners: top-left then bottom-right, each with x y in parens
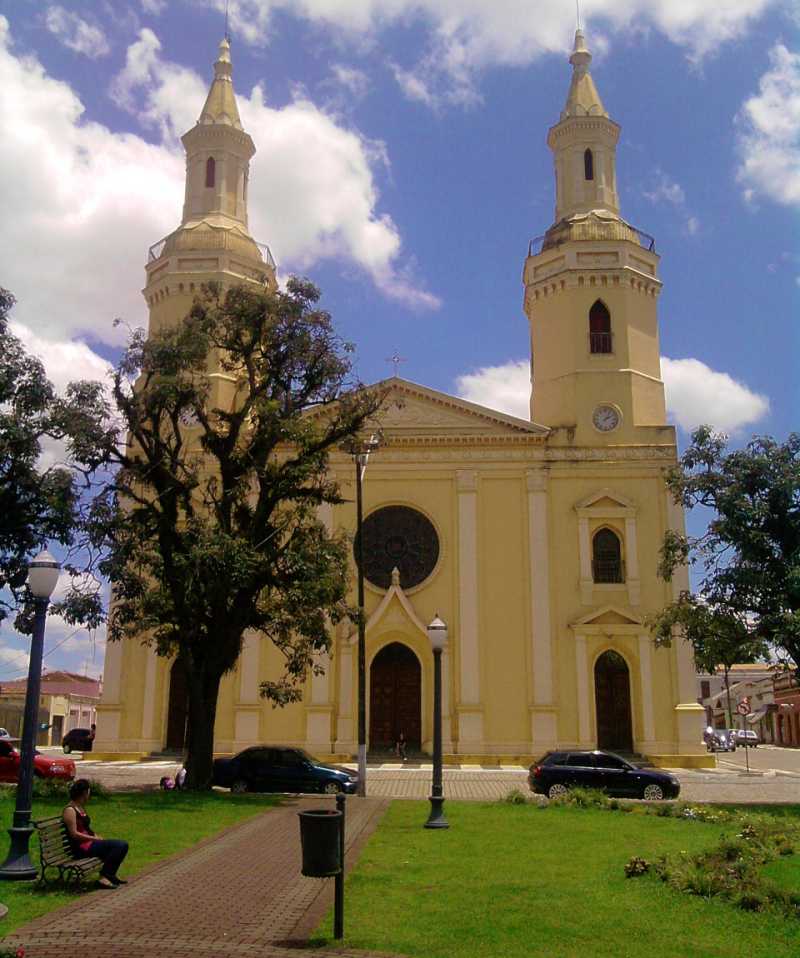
top-left (561, 29), bottom-right (607, 120)
top-left (198, 37), bottom-right (243, 129)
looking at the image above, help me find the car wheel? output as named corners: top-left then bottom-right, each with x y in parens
top-left (643, 784), bottom-right (664, 801)
top-left (63, 744), bottom-right (71, 754)
top-left (547, 783), bottom-right (568, 799)
top-left (323, 781), bottom-right (342, 795)
top-left (231, 779), bottom-right (249, 794)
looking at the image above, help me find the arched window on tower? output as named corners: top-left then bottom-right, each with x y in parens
top-left (584, 148), bottom-right (594, 181)
top-left (589, 299), bottom-right (612, 354)
top-left (205, 156), bottom-right (216, 189)
top-left (592, 528), bottom-right (624, 583)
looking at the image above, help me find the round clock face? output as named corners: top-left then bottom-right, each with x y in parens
top-left (592, 404), bottom-right (621, 432)
top-left (355, 505), bottom-right (439, 590)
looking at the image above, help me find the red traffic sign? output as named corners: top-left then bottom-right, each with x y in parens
top-left (737, 702), bottom-right (751, 715)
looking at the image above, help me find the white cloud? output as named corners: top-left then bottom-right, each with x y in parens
top-left (0, 17), bottom-right (437, 354)
top-left (455, 356), bottom-right (770, 435)
top-left (9, 324), bottom-right (113, 399)
top-left (736, 43), bottom-right (800, 209)
top-left (330, 64), bottom-right (370, 100)
top-left (9, 321), bottom-right (115, 470)
top-left (44, 5), bottom-right (110, 59)
top-left (0, 645), bottom-right (30, 674)
top-left (0, 17), bottom-right (184, 344)
top-left (661, 357), bottom-right (770, 434)
top-left (112, 28), bottom-right (440, 310)
top-left (195, 0), bottom-right (779, 106)
top-left (141, 0), bottom-right (166, 13)
top-left (643, 169), bottom-right (686, 206)
top-left (643, 168), bottom-right (700, 236)
top-left (455, 359), bottom-right (530, 420)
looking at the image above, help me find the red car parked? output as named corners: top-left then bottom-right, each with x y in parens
top-left (0, 738), bottom-right (75, 782)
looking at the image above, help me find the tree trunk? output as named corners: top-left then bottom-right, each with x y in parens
top-left (184, 666), bottom-right (223, 790)
top-left (724, 665), bottom-right (733, 729)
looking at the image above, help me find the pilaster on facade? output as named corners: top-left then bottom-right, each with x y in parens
top-left (456, 469), bottom-right (483, 749)
top-left (526, 468), bottom-right (556, 748)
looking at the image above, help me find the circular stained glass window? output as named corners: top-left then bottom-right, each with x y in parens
top-left (355, 505), bottom-right (439, 590)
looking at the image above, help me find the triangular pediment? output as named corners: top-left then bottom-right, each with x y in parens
top-left (346, 571), bottom-right (429, 643)
top-left (368, 378), bottom-right (549, 439)
top-left (576, 488), bottom-right (636, 511)
top-left (572, 605), bottom-right (643, 627)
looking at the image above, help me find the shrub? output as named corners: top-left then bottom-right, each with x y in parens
top-left (502, 788), bottom-right (530, 805)
top-left (624, 856), bottom-right (650, 878)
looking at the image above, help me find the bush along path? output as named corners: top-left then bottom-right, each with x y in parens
top-left (543, 787), bottom-right (800, 917)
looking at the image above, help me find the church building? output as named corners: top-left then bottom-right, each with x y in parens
top-left (95, 31), bottom-right (706, 766)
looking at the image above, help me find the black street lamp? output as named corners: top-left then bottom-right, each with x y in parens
top-left (341, 434), bottom-right (381, 798)
top-left (425, 614), bottom-right (449, 829)
top-left (0, 550), bottom-right (60, 880)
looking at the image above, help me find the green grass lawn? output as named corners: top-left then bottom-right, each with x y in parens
top-left (316, 801), bottom-right (800, 958)
top-left (0, 789), bottom-right (279, 934)
top-left (762, 854), bottom-right (800, 890)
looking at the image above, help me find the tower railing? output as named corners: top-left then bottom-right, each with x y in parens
top-left (528, 220), bottom-right (656, 256)
top-left (147, 231), bottom-right (276, 270)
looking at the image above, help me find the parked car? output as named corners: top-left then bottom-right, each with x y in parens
top-left (706, 730), bottom-right (736, 753)
top-left (733, 729), bottom-right (759, 748)
top-left (528, 750), bottom-right (680, 801)
top-left (212, 746), bottom-right (359, 795)
top-left (0, 738), bottom-right (75, 782)
top-left (62, 727), bottom-right (93, 754)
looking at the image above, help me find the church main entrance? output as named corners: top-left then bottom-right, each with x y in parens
top-left (369, 643), bottom-right (421, 751)
top-left (594, 650), bottom-right (633, 752)
top-left (165, 658), bottom-right (189, 751)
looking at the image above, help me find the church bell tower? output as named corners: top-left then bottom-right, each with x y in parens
top-left (143, 38), bottom-right (276, 342)
top-left (523, 30), bottom-right (666, 444)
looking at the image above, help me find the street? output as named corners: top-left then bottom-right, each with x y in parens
top-left (34, 746), bottom-right (800, 804)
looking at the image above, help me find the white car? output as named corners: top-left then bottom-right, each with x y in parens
top-left (733, 729), bottom-right (759, 747)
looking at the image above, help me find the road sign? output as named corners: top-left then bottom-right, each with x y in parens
top-left (737, 702), bottom-right (751, 716)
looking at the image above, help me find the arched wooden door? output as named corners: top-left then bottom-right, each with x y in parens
top-left (369, 643), bottom-right (421, 751)
top-left (165, 658), bottom-right (189, 751)
top-left (594, 650), bottom-right (633, 752)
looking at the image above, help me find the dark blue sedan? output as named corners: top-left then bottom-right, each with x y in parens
top-left (213, 746), bottom-right (358, 795)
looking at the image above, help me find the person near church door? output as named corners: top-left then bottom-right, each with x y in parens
top-left (395, 731), bottom-right (408, 761)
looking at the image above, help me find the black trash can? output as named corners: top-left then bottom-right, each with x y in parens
top-left (298, 808), bottom-right (342, 877)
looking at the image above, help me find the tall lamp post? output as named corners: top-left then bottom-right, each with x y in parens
top-left (341, 434), bottom-right (381, 798)
top-left (0, 550), bottom-right (60, 880)
top-left (425, 614), bottom-right (449, 829)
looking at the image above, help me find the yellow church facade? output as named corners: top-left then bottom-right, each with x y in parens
top-left (95, 32), bottom-right (706, 766)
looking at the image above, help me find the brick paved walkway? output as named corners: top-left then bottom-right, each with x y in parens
top-left (4, 797), bottom-right (402, 958)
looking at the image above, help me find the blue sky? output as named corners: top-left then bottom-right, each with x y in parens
top-left (0, 0), bottom-right (797, 679)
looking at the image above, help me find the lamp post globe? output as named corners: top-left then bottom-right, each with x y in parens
top-left (0, 550), bottom-right (61, 881)
top-left (425, 614), bottom-right (449, 829)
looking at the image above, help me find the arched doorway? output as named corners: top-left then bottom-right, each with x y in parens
top-left (594, 650), bottom-right (633, 752)
top-left (369, 643), bottom-right (421, 752)
top-left (165, 658), bottom-right (189, 751)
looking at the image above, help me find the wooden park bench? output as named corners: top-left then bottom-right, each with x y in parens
top-left (33, 816), bottom-right (102, 886)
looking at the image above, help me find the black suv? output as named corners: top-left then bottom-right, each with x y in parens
top-left (529, 750), bottom-right (680, 801)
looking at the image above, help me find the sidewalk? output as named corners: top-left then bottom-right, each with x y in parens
top-left (4, 796), bottom-right (402, 958)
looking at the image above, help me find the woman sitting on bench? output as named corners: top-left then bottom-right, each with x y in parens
top-left (63, 779), bottom-right (129, 889)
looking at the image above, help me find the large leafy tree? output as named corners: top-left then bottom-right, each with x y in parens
top-left (650, 426), bottom-right (800, 679)
top-left (89, 279), bottom-right (382, 788)
top-left (0, 288), bottom-right (107, 630)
